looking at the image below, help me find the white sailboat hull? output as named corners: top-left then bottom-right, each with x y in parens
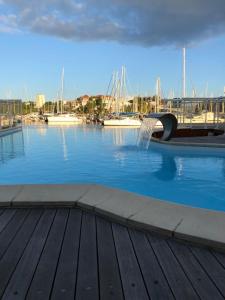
top-left (47, 115), bottom-right (83, 123)
top-left (103, 118), bottom-right (142, 127)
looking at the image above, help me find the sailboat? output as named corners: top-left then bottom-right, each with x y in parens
top-left (47, 68), bottom-right (83, 124)
top-left (47, 114), bottom-right (83, 123)
top-left (103, 116), bottom-right (142, 127)
top-left (103, 66), bottom-right (142, 127)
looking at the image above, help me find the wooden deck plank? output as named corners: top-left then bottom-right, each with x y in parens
top-left (2, 209), bottom-right (56, 300)
top-left (190, 246), bottom-right (225, 297)
top-left (26, 209), bottom-right (69, 300)
top-left (211, 250), bottom-right (225, 269)
top-left (129, 229), bottom-right (174, 300)
top-left (0, 207), bottom-right (225, 299)
top-left (75, 212), bottom-right (99, 300)
top-left (112, 223), bottom-right (149, 300)
top-left (148, 235), bottom-right (199, 299)
top-left (51, 209), bottom-right (82, 300)
top-left (97, 217), bottom-right (124, 300)
top-left (0, 209), bottom-right (29, 259)
top-left (168, 239), bottom-right (223, 300)
top-left (0, 209), bottom-right (17, 233)
top-left (0, 209), bottom-right (42, 298)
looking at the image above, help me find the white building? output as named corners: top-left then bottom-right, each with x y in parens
top-left (36, 94), bottom-right (45, 109)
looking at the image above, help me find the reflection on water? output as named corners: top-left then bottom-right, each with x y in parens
top-left (113, 128), bottom-right (124, 146)
top-left (149, 141), bottom-right (225, 159)
top-left (153, 154), bottom-right (177, 181)
top-left (119, 144), bottom-right (177, 181)
top-left (0, 131), bottom-right (24, 164)
top-left (111, 128), bottom-right (126, 164)
top-left (37, 127), bottom-right (47, 136)
top-left (177, 158), bottom-right (184, 177)
top-left (60, 127), bottom-right (68, 161)
top-left (104, 127), bottom-right (126, 146)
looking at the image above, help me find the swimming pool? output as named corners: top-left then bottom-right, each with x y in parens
top-left (1, 124), bottom-right (225, 211)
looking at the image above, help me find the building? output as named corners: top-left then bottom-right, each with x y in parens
top-left (35, 94), bottom-right (46, 109)
top-left (71, 100), bottom-right (81, 110)
top-left (78, 95), bottom-right (90, 107)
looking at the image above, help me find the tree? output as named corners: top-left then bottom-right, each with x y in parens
top-left (84, 100), bottom-right (95, 114)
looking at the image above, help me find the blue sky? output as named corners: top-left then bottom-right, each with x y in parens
top-left (1, 0), bottom-right (225, 100)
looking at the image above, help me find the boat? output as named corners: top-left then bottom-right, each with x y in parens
top-left (46, 68), bottom-right (83, 124)
top-left (103, 66), bottom-right (142, 127)
top-left (103, 119), bottom-right (141, 126)
top-left (47, 114), bottom-right (83, 123)
top-left (103, 115), bottom-right (141, 126)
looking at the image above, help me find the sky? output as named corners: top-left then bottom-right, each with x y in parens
top-left (0, 0), bottom-right (225, 101)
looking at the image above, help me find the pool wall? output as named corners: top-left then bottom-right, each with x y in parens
top-left (151, 136), bottom-right (225, 148)
top-left (0, 125), bottom-right (22, 137)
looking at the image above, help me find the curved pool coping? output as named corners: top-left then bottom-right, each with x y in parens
top-left (151, 136), bottom-right (225, 148)
top-left (1, 184), bottom-right (225, 251)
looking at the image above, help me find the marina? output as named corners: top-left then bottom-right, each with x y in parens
top-left (1, 2), bottom-right (225, 297)
top-left (0, 100), bottom-right (22, 137)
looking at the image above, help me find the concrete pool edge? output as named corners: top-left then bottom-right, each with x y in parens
top-left (0, 183), bottom-right (225, 251)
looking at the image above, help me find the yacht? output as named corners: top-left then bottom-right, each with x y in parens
top-left (103, 115), bottom-right (141, 127)
top-left (103, 66), bottom-right (142, 127)
top-left (47, 114), bottom-right (83, 123)
top-left (47, 68), bottom-right (83, 124)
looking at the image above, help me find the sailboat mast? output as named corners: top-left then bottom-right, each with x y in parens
top-left (122, 66), bottom-right (126, 113)
top-left (156, 77), bottom-right (161, 113)
top-left (61, 67), bottom-right (64, 114)
top-left (121, 66), bottom-right (124, 113)
top-left (182, 47), bottom-right (186, 98)
top-left (116, 71), bottom-right (121, 114)
top-left (56, 91), bottom-right (59, 113)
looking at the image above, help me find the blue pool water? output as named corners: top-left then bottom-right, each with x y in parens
top-left (1, 125), bottom-right (225, 211)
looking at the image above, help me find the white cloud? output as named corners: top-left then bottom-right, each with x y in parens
top-left (1, 0), bottom-right (225, 46)
top-left (0, 13), bottom-right (19, 33)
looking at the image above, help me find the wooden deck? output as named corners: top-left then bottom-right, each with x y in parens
top-left (0, 208), bottom-right (225, 299)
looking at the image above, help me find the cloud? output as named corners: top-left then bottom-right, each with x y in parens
top-left (1, 0), bottom-right (225, 47)
top-left (0, 13), bottom-right (19, 33)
